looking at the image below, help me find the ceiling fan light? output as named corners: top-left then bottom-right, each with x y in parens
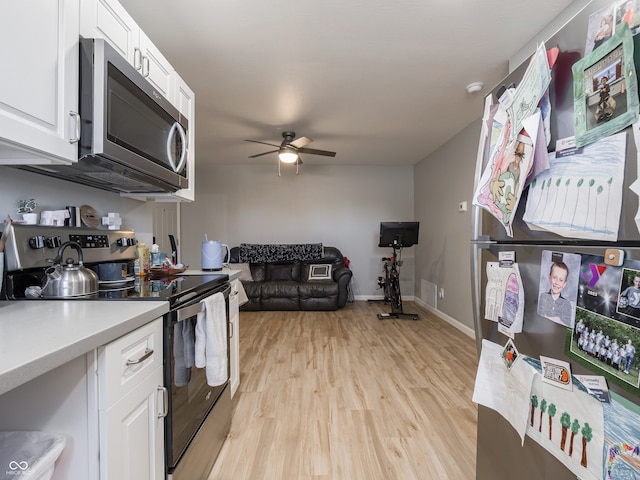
top-left (278, 147), bottom-right (298, 163)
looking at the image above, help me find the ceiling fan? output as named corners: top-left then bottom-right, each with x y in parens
top-left (245, 131), bottom-right (336, 175)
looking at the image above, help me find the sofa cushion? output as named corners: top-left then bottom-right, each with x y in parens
top-left (240, 281), bottom-right (263, 311)
top-left (267, 263), bottom-right (293, 281)
top-left (261, 281), bottom-right (299, 298)
top-left (299, 282), bottom-right (339, 310)
top-left (250, 264), bottom-right (266, 282)
top-left (261, 281), bottom-right (300, 310)
top-left (299, 281), bottom-right (339, 298)
top-left (266, 262), bottom-right (301, 281)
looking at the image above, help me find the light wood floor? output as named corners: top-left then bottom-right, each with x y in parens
top-left (207, 301), bottom-right (478, 480)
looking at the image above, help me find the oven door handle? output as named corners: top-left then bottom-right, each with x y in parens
top-left (176, 285), bottom-right (231, 322)
top-left (157, 386), bottom-right (168, 419)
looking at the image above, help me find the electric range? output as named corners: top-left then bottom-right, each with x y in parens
top-left (1, 223), bottom-right (228, 307)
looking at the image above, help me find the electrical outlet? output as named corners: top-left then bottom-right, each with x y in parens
top-left (438, 288), bottom-right (445, 299)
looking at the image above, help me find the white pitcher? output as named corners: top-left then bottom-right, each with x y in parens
top-left (202, 240), bottom-right (230, 271)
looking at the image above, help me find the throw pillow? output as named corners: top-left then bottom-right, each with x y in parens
top-left (267, 263), bottom-right (294, 281)
top-left (233, 263), bottom-right (252, 282)
top-left (308, 264), bottom-right (332, 281)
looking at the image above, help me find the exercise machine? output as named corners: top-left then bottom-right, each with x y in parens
top-left (369, 222), bottom-right (419, 320)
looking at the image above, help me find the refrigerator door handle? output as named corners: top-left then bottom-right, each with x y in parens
top-left (470, 242), bottom-right (492, 355)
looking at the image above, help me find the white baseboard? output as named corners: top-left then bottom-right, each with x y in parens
top-left (355, 295), bottom-right (416, 301)
top-left (354, 296), bottom-right (475, 340)
top-left (413, 298), bottom-right (476, 339)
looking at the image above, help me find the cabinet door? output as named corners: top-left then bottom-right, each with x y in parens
top-left (0, 0), bottom-right (79, 164)
top-left (100, 366), bottom-right (165, 480)
top-left (81, 0), bottom-right (173, 100)
top-left (169, 74), bottom-right (196, 201)
top-left (139, 31), bottom-right (173, 100)
top-left (230, 282), bottom-right (240, 398)
top-left (80, 0), bottom-right (140, 66)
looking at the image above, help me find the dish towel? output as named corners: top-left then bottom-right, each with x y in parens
top-left (195, 292), bottom-right (228, 386)
top-left (183, 319), bottom-right (195, 369)
top-left (173, 322), bottom-right (191, 387)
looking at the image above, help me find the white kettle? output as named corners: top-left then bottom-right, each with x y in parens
top-left (202, 238), bottom-right (230, 271)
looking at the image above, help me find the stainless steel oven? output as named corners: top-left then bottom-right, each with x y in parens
top-left (165, 282), bottom-right (232, 480)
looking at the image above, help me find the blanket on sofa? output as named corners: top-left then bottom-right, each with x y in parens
top-left (239, 243), bottom-right (323, 263)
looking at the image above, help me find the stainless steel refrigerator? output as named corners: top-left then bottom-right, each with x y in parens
top-left (471, 1), bottom-right (640, 478)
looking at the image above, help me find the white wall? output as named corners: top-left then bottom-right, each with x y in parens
top-left (0, 167), bottom-right (155, 244)
top-left (181, 163), bottom-right (414, 298)
top-left (413, 119), bottom-right (482, 331)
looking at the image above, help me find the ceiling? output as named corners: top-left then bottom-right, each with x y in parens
top-left (119, 0), bottom-right (577, 168)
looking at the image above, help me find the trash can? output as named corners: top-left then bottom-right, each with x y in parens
top-left (0, 431), bottom-right (66, 480)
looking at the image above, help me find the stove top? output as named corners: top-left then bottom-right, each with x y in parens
top-left (99, 273), bottom-right (229, 306)
top-left (5, 270), bottom-right (229, 308)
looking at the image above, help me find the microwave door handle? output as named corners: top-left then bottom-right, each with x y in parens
top-left (166, 122), bottom-right (187, 173)
top-left (174, 122), bottom-right (188, 173)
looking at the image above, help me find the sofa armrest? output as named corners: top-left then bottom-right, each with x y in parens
top-left (333, 266), bottom-right (351, 282)
top-left (333, 267), bottom-right (353, 307)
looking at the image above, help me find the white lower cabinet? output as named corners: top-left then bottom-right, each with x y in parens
top-left (230, 280), bottom-right (240, 398)
top-left (95, 318), bottom-right (165, 479)
top-left (100, 366), bottom-right (164, 479)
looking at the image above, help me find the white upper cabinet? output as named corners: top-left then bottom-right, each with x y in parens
top-left (138, 30), bottom-right (174, 100)
top-left (0, 0), bottom-right (80, 164)
top-left (80, 0), bottom-right (173, 100)
top-left (80, 0), bottom-right (137, 63)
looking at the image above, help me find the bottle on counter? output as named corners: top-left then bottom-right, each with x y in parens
top-left (136, 243), bottom-right (150, 275)
top-left (150, 243), bottom-right (162, 266)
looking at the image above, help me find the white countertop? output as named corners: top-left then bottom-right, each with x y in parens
top-left (182, 267), bottom-right (241, 281)
top-left (0, 269), bottom-right (240, 396)
top-left (0, 300), bottom-right (169, 396)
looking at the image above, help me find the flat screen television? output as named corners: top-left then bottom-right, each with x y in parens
top-left (378, 221), bottom-right (420, 247)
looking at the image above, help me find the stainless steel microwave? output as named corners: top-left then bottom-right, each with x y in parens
top-left (20, 38), bottom-right (189, 194)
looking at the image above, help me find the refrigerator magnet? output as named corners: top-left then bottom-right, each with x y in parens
top-left (537, 251), bottom-right (581, 328)
top-left (572, 21), bottom-right (639, 148)
top-left (540, 355), bottom-right (573, 391)
top-left (502, 338), bottom-right (520, 370)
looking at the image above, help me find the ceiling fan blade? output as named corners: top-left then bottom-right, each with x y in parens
top-left (248, 149), bottom-right (278, 158)
top-left (297, 147), bottom-right (336, 157)
top-left (245, 139), bottom-right (280, 148)
top-left (290, 136), bottom-right (313, 148)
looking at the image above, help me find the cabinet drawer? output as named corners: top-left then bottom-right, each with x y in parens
top-left (98, 318), bottom-right (163, 410)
